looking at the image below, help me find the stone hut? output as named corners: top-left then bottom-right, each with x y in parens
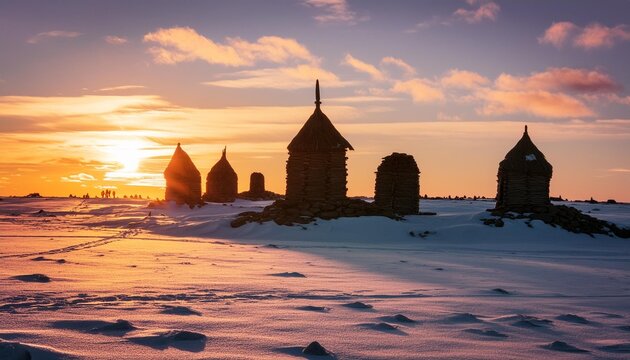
top-left (204, 147), bottom-right (238, 203)
top-left (249, 172), bottom-right (265, 196)
top-left (285, 80), bottom-right (353, 204)
top-left (374, 153), bottom-right (420, 215)
top-left (496, 125), bottom-right (553, 210)
top-left (164, 143), bottom-right (201, 205)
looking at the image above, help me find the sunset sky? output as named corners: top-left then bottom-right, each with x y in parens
top-left (1, 0), bottom-right (629, 201)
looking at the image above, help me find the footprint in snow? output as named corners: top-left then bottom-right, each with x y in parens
top-left (270, 272), bottom-right (306, 278)
top-left (463, 329), bottom-right (508, 338)
top-left (555, 314), bottom-right (589, 324)
top-left (358, 322), bottom-right (406, 335)
top-left (442, 313), bottom-right (483, 323)
top-left (10, 274), bottom-right (51, 283)
top-left (342, 301), bottom-right (373, 310)
top-left (296, 305), bottom-right (330, 312)
top-left (542, 341), bottom-right (589, 353)
top-left (160, 305), bottom-right (202, 316)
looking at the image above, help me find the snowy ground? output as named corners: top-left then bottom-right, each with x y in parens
top-left (0, 197), bottom-right (629, 359)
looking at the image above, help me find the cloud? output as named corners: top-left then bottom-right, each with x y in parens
top-left (539, 22), bottom-right (630, 50)
top-left (538, 21), bottom-right (577, 48)
top-left (453, 1), bottom-right (500, 24)
top-left (574, 23), bottom-right (630, 49)
top-left (381, 57), bottom-right (416, 77)
top-left (608, 168), bottom-right (630, 173)
top-left (104, 35), bottom-right (128, 45)
top-left (97, 85), bottom-right (146, 92)
top-left (203, 64), bottom-right (351, 89)
top-left (441, 69), bottom-right (489, 89)
top-left (304, 0), bottom-right (366, 24)
top-left (392, 79), bottom-right (444, 103)
top-left (495, 67), bottom-right (618, 93)
top-left (27, 30), bottom-right (81, 44)
top-left (477, 89), bottom-right (595, 118)
top-left (342, 54), bottom-right (385, 81)
top-left (326, 96), bottom-right (402, 103)
top-left (60, 173), bottom-right (96, 183)
top-left (144, 27), bottom-right (317, 66)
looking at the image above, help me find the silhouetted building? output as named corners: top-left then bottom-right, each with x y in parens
top-left (164, 143), bottom-right (201, 205)
top-left (204, 147), bottom-right (238, 203)
top-left (249, 172), bottom-right (265, 196)
top-left (374, 153), bottom-right (420, 215)
top-left (285, 80), bottom-right (353, 204)
top-left (496, 126), bottom-right (553, 210)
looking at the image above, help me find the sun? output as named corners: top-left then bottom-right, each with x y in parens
top-left (104, 139), bottom-right (147, 173)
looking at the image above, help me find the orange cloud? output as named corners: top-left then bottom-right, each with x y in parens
top-left (144, 27), bottom-right (317, 66)
top-left (538, 21), bottom-right (577, 48)
top-left (381, 57), bottom-right (416, 77)
top-left (495, 67), bottom-right (618, 93)
top-left (441, 69), bottom-right (489, 89)
top-left (574, 23), bottom-right (630, 49)
top-left (477, 89), bottom-right (595, 118)
top-left (392, 79), bottom-right (444, 103)
top-left (61, 173), bottom-right (97, 183)
top-left (540, 22), bottom-right (630, 50)
top-left (342, 54), bottom-right (385, 81)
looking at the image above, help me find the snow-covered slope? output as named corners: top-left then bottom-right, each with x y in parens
top-left (0, 198), bottom-right (629, 359)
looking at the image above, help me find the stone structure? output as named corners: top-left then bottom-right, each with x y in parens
top-left (496, 126), bottom-right (552, 211)
top-left (164, 143), bottom-right (201, 205)
top-left (285, 80), bottom-right (353, 204)
top-left (249, 172), bottom-right (265, 196)
top-left (374, 152), bottom-right (420, 215)
top-left (204, 147), bottom-right (238, 203)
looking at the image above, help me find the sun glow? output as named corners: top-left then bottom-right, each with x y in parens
top-left (103, 139), bottom-right (149, 173)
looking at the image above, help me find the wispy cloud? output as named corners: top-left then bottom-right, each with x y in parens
top-left (303, 0), bottom-right (367, 24)
top-left (27, 30), bottom-right (81, 44)
top-left (441, 69), bottom-right (489, 89)
top-left (476, 89), bottom-right (595, 118)
top-left (60, 173), bottom-right (96, 183)
top-left (97, 85), bottom-right (146, 92)
top-left (453, 1), bottom-right (500, 24)
top-left (608, 168), bottom-right (630, 173)
top-left (104, 35), bottom-right (128, 45)
top-left (392, 78), bottom-right (444, 103)
top-left (144, 27), bottom-right (318, 66)
top-left (203, 64), bottom-right (352, 90)
top-left (342, 54), bottom-right (385, 81)
top-left (495, 67), bottom-right (618, 93)
top-left (539, 22), bottom-right (630, 49)
top-left (381, 57), bottom-right (416, 77)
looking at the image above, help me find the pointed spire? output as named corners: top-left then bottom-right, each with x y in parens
top-left (177, 142), bottom-right (181, 147)
top-left (524, 125), bottom-right (528, 134)
top-left (315, 79), bottom-right (321, 109)
top-left (222, 146), bottom-right (227, 158)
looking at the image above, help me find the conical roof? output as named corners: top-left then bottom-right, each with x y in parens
top-left (288, 80), bottom-right (353, 152)
top-left (499, 126), bottom-right (552, 176)
top-left (164, 143), bottom-right (200, 177)
top-left (209, 147), bottom-right (237, 177)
